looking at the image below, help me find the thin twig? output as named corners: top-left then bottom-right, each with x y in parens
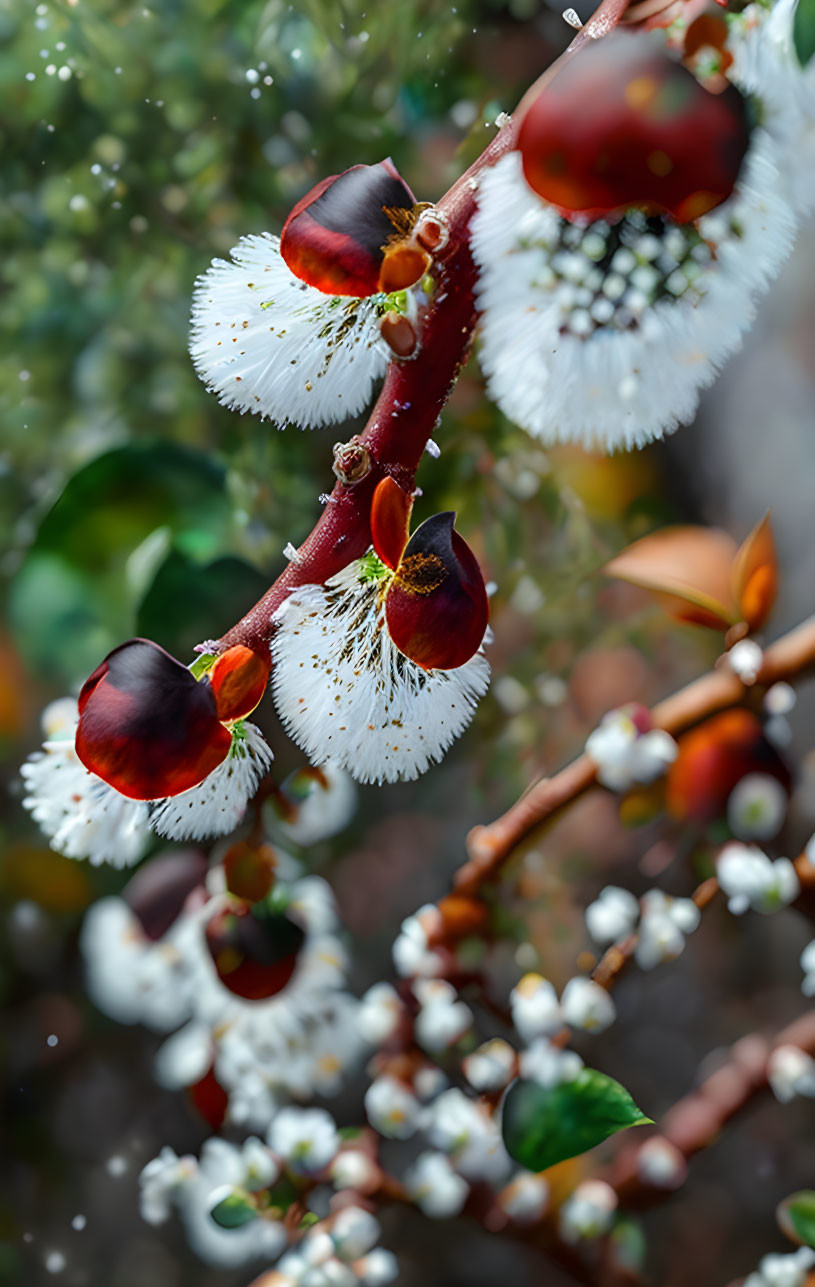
top-left (460, 616), bottom-right (815, 896)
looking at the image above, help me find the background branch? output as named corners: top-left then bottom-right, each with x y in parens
top-left (459, 616), bottom-right (815, 896)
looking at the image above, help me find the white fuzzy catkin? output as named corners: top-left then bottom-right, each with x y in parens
top-left (471, 137), bottom-right (796, 452)
top-left (190, 232), bottom-right (389, 429)
top-left (271, 561), bottom-right (490, 784)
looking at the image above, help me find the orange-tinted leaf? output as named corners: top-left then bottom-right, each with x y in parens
top-left (371, 476), bottom-right (413, 570)
top-left (209, 645), bottom-right (270, 722)
top-left (732, 512), bottom-right (778, 631)
top-left (280, 160), bottom-right (416, 298)
top-left (604, 526), bottom-right (740, 629)
top-left (385, 513), bottom-right (489, 670)
top-left (76, 638), bottom-right (232, 800)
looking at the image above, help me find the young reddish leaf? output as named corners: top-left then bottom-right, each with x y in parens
top-left (204, 901), bottom-right (305, 1001)
top-left (732, 512), bottom-right (778, 631)
top-left (76, 638), bottom-right (232, 800)
top-left (280, 160), bottom-right (417, 297)
top-left (209, 644), bottom-right (270, 722)
top-left (385, 512), bottom-right (489, 670)
top-left (517, 31), bottom-right (751, 222)
top-left (604, 526), bottom-right (740, 630)
top-left (666, 709), bottom-right (790, 824)
top-left (370, 476), bottom-right (413, 570)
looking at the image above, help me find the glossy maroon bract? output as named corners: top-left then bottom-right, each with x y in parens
top-left (75, 638), bottom-right (232, 801)
top-left (517, 31), bottom-right (751, 223)
top-left (385, 512), bottom-right (489, 671)
top-left (280, 159), bottom-right (420, 297)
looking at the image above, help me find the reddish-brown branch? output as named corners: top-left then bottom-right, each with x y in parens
top-left (459, 616), bottom-right (815, 897)
top-left (606, 1010), bottom-right (815, 1207)
top-left (217, 125), bottom-right (516, 655)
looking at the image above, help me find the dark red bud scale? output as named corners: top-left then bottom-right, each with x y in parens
top-left (204, 901), bottom-right (306, 1001)
top-left (188, 1063), bottom-right (228, 1131)
top-left (385, 512), bottom-right (489, 671)
top-left (517, 30), bottom-right (751, 223)
top-left (123, 849), bottom-right (209, 941)
top-left (379, 311), bottom-right (418, 359)
top-left (76, 638), bottom-right (232, 800)
top-left (280, 160), bottom-right (423, 297)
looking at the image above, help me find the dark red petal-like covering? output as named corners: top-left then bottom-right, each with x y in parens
top-left (385, 512), bottom-right (489, 671)
top-left (666, 709), bottom-right (791, 825)
top-left (370, 476), bottom-right (413, 570)
top-left (75, 638), bottom-right (232, 801)
top-left (209, 644), bottom-right (270, 722)
top-left (280, 160), bottom-right (417, 297)
top-left (204, 902), bottom-right (306, 1001)
top-left (123, 849), bottom-right (209, 941)
top-left (517, 31), bottom-right (750, 223)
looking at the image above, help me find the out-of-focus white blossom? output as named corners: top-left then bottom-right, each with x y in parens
top-left (585, 709), bottom-right (677, 793)
top-left (727, 774), bottom-right (788, 842)
top-left (330, 1149), bottom-right (379, 1194)
top-left (355, 1248), bottom-right (399, 1286)
top-left (358, 983), bottom-right (403, 1046)
top-left (140, 1138), bottom-right (287, 1268)
top-left (636, 1136), bottom-right (687, 1190)
top-left (364, 1075), bottom-right (421, 1140)
top-left (392, 906), bottom-right (444, 979)
top-left (82, 867), bottom-right (362, 1132)
top-left (634, 890), bottom-right (700, 971)
top-left (269, 1107), bottom-right (340, 1175)
top-left (509, 973), bottom-right (562, 1042)
top-left (558, 1180), bottom-right (618, 1244)
top-left (728, 638), bottom-right (765, 685)
top-left (560, 977), bottom-right (616, 1033)
top-left (585, 886), bottom-right (639, 946)
top-left (800, 938), bottom-right (815, 997)
top-left (463, 1038), bottom-right (516, 1092)
top-left (498, 1172), bottom-right (550, 1224)
top-left (331, 1207), bottom-right (381, 1262)
top-left (767, 1045), bottom-right (815, 1103)
top-left (413, 978), bottom-right (473, 1052)
top-left (743, 1247), bottom-right (815, 1287)
top-left (140, 1147), bottom-right (195, 1224)
top-left (519, 1038), bottom-right (583, 1089)
top-left (730, 0), bottom-right (815, 215)
top-left (271, 762), bottom-right (358, 848)
top-left (425, 1088), bottom-right (511, 1183)
top-left (717, 843), bottom-right (799, 915)
top-left (404, 1151), bottom-right (469, 1219)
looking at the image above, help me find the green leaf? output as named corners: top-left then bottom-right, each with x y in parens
top-left (794, 0), bottom-right (815, 68)
top-left (9, 442), bottom-right (236, 681)
top-left (209, 1189), bottom-right (257, 1229)
top-left (135, 549), bottom-right (267, 659)
top-left (502, 1070), bottom-right (652, 1171)
top-left (780, 1190), bottom-right (815, 1247)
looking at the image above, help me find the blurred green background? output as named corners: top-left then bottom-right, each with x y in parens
top-left (3, 1), bottom-right (815, 1285)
